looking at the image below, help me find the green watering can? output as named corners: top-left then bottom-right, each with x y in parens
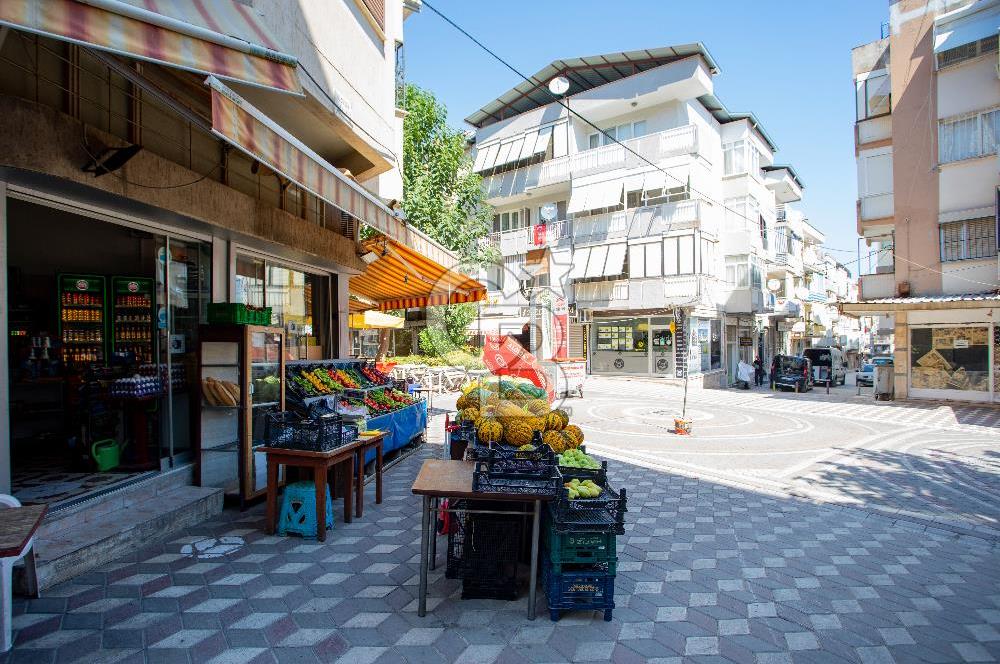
top-left (91, 439), bottom-right (125, 472)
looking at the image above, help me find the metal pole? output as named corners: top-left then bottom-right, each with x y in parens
top-left (417, 495), bottom-right (430, 617)
top-left (429, 497), bottom-right (437, 571)
top-left (528, 499), bottom-right (541, 621)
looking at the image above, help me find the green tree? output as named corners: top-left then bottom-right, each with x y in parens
top-left (401, 84), bottom-right (494, 359)
top-left (402, 83), bottom-right (493, 264)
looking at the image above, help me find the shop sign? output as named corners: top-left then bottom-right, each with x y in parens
top-left (739, 336), bottom-right (754, 347)
top-left (127, 281), bottom-right (139, 293)
top-left (954, 339), bottom-right (970, 348)
top-left (75, 279), bottom-right (89, 291)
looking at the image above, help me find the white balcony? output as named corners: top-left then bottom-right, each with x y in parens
top-left (857, 115), bottom-right (891, 145)
top-left (859, 193), bottom-right (894, 221)
top-left (724, 287), bottom-right (768, 314)
top-left (859, 272), bottom-right (895, 300)
top-left (572, 198), bottom-right (709, 245)
top-left (479, 220), bottom-right (573, 255)
top-left (571, 124), bottom-right (700, 178)
top-left (575, 274), bottom-right (717, 310)
top-left (773, 251), bottom-right (803, 274)
top-left (481, 155), bottom-right (571, 203)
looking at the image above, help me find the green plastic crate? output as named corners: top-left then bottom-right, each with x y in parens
top-left (542, 526), bottom-right (617, 566)
top-left (208, 303), bottom-right (272, 325)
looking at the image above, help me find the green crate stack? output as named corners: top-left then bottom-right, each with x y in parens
top-left (207, 303), bottom-right (273, 325)
top-left (541, 512), bottom-right (618, 621)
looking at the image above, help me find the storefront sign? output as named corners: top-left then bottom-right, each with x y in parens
top-left (953, 339), bottom-right (970, 349)
top-left (739, 336), bottom-right (754, 347)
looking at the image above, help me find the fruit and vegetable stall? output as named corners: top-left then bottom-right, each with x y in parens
top-left (285, 360), bottom-right (427, 460)
top-left (445, 377), bottom-right (625, 622)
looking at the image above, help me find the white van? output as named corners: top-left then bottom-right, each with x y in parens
top-left (802, 347), bottom-right (847, 386)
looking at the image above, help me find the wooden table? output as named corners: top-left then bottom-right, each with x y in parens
top-left (411, 460), bottom-right (553, 620)
top-left (1, 504), bottom-right (45, 652)
top-left (354, 432), bottom-right (387, 519)
top-left (263, 443), bottom-right (360, 542)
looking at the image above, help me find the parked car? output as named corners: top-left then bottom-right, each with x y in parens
top-left (803, 347), bottom-right (847, 386)
top-left (772, 355), bottom-right (813, 392)
top-left (856, 363), bottom-right (875, 387)
top-left (872, 355), bottom-right (894, 366)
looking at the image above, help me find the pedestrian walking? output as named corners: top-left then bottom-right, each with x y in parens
top-left (753, 356), bottom-right (765, 387)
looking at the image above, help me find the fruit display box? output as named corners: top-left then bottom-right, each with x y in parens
top-left (558, 458), bottom-right (608, 483)
top-left (548, 478), bottom-right (627, 535)
top-left (471, 463), bottom-right (561, 497)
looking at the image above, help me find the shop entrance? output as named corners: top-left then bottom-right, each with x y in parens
top-left (5, 198), bottom-right (209, 507)
top-left (650, 326), bottom-right (674, 376)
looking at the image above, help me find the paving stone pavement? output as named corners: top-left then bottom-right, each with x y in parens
top-left (5, 431), bottom-right (1000, 664)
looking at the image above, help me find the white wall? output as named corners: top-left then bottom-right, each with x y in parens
top-left (941, 258), bottom-right (998, 294)
top-left (939, 158), bottom-right (998, 213)
top-left (937, 56), bottom-right (1000, 119)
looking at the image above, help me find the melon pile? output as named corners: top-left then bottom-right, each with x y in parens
top-left (455, 377), bottom-right (584, 452)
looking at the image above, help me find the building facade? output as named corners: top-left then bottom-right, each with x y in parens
top-left (0, 0), bottom-right (486, 587)
top-left (467, 45), bottom-right (856, 386)
top-left (846, 0), bottom-right (1000, 402)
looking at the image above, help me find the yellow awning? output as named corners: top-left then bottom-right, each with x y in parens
top-left (349, 311), bottom-right (405, 329)
top-left (349, 235), bottom-right (487, 312)
top-left (0, 0), bottom-right (302, 94)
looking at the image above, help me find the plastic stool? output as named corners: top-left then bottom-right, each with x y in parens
top-left (277, 481), bottom-right (333, 538)
top-left (407, 383), bottom-right (422, 396)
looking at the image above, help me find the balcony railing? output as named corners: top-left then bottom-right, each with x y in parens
top-left (575, 274), bottom-right (716, 309)
top-left (572, 124), bottom-right (700, 177)
top-left (859, 193), bottom-right (894, 221)
top-left (572, 199), bottom-right (708, 244)
top-left (478, 220), bottom-right (573, 253)
top-left (575, 280), bottom-right (629, 306)
top-left (481, 155), bottom-right (570, 201)
top-left (859, 272), bottom-right (895, 300)
top-left (481, 124), bottom-right (700, 201)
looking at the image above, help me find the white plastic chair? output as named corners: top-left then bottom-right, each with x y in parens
top-left (1, 494), bottom-right (39, 653)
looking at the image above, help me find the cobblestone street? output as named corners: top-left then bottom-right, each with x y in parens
top-left (4, 378), bottom-right (1000, 663)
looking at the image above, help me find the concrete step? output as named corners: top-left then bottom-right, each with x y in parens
top-left (15, 483), bottom-right (222, 592)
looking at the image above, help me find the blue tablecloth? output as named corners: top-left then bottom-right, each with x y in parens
top-left (363, 400), bottom-right (427, 464)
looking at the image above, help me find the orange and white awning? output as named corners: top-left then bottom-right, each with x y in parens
top-left (209, 77), bottom-right (453, 259)
top-left (0, 0), bottom-right (301, 94)
top-left (350, 236), bottom-right (487, 312)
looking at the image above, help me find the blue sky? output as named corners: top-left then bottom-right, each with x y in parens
top-left (406, 0), bottom-right (888, 270)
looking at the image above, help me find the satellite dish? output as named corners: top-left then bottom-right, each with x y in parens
top-left (540, 203), bottom-right (557, 222)
top-left (548, 76), bottom-right (570, 96)
top-left (766, 278), bottom-right (781, 293)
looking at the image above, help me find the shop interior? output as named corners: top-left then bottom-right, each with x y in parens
top-left (6, 199), bottom-right (206, 506)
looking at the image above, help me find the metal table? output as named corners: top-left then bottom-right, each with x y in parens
top-left (410, 459), bottom-right (553, 620)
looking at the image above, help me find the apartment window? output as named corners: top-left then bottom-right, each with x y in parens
top-left (483, 264), bottom-right (503, 291)
top-left (493, 210), bottom-right (522, 232)
top-left (855, 71), bottom-right (891, 120)
top-left (939, 109), bottom-right (1000, 163)
top-left (749, 146), bottom-right (762, 178)
top-left (588, 121), bottom-right (647, 150)
top-left (937, 34), bottom-right (999, 70)
top-left (726, 260), bottom-right (749, 288)
top-left (940, 218), bottom-right (997, 262)
top-left (723, 140), bottom-right (745, 175)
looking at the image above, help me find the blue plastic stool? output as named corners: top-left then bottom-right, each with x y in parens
top-left (407, 383), bottom-right (422, 396)
top-left (277, 481), bottom-right (333, 538)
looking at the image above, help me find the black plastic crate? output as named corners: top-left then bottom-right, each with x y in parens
top-left (461, 577), bottom-right (520, 601)
top-left (471, 444), bottom-right (557, 481)
top-left (445, 501), bottom-right (522, 594)
top-left (542, 559), bottom-right (615, 622)
top-left (265, 411), bottom-right (357, 452)
top-left (548, 479), bottom-right (627, 534)
top-left (472, 464), bottom-right (561, 497)
top-left (557, 459), bottom-right (608, 483)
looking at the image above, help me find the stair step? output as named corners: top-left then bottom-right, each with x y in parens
top-left (15, 484), bottom-right (223, 592)
top-left (41, 464), bottom-right (195, 532)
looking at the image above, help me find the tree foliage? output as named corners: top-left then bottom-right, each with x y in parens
top-left (402, 84), bottom-right (493, 265)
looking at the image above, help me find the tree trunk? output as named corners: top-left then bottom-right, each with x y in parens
top-left (377, 329), bottom-right (391, 361)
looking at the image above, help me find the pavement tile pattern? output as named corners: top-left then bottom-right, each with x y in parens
top-left (5, 432), bottom-right (1000, 664)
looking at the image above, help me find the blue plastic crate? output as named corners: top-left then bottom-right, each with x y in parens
top-left (542, 559), bottom-right (615, 622)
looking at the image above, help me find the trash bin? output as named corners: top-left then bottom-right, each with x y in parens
top-left (874, 364), bottom-right (894, 401)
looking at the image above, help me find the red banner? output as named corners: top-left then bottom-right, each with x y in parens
top-left (551, 297), bottom-right (568, 359)
top-left (482, 334), bottom-right (554, 401)
top-left (533, 224), bottom-right (547, 246)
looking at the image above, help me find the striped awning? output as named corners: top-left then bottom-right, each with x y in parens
top-left (350, 236), bottom-right (487, 312)
top-left (209, 78), bottom-right (452, 262)
top-left (0, 0), bottom-right (301, 94)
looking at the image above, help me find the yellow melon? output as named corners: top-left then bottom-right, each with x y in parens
top-left (477, 418), bottom-right (503, 444)
top-left (544, 411), bottom-right (564, 431)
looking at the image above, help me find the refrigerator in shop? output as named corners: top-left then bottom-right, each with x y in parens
top-left (111, 276), bottom-right (155, 365)
top-left (57, 273), bottom-right (106, 369)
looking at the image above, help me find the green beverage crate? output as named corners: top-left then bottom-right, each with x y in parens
top-left (207, 303), bottom-right (272, 325)
top-left (542, 524), bottom-right (617, 566)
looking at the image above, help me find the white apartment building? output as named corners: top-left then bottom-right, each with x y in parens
top-left (467, 44), bottom-right (849, 386)
top-left (846, 0), bottom-right (1000, 402)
